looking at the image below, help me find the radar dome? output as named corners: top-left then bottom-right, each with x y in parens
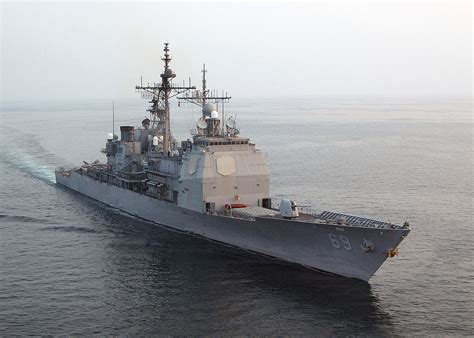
top-left (163, 68), bottom-right (176, 78)
top-left (107, 133), bottom-right (113, 140)
top-left (211, 110), bottom-right (219, 119)
top-left (202, 103), bottom-right (216, 116)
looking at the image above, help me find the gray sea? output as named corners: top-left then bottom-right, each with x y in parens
top-left (0, 97), bottom-right (472, 335)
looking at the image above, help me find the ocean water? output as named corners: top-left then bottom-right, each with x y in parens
top-left (0, 97), bottom-right (472, 335)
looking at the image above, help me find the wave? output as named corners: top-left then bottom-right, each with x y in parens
top-left (39, 225), bottom-right (100, 234)
top-left (0, 148), bottom-right (56, 183)
top-left (0, 214), bottom-right (59, 224)
top-left (0, 126), bottom-right (68, 183)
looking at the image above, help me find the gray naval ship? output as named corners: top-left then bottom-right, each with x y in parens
top-left (56, 43), bottom-right (410, 282)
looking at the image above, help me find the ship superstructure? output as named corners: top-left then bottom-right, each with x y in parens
top-left (56, 43), bottom-right (410, 282)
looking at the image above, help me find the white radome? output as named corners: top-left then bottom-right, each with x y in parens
top-left (211, 110), bottom-right (219, 119)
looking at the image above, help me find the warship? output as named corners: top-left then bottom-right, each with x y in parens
top-left (56, 43), bottom-right (410, 282)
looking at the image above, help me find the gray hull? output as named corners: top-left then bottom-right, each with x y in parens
top-left (56, 171), bottom-right (409, 282)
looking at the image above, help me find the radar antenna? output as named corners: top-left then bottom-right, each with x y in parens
top-left (135, 43), bottom-right (196, 155)
top-left (178, 64), bottom-right (232, 137)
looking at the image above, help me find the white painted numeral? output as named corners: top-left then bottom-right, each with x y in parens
top-left (340, 235), bottom-right (352, 250)
top-left (328, 234), bottom-right (341, 248)
top-left (328, 234), bottom-right (352, 251)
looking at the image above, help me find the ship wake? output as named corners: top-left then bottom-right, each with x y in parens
top-left (0, 126), bottom-right (68, 183)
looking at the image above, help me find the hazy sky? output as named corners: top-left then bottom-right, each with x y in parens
top-left (1, 1), bottom-right (472, 100)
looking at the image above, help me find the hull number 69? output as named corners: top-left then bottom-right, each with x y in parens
top-left (328, 234), bottom-right (352, 251)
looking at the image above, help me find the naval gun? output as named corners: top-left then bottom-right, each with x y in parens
top-left (280, 199), bottom-right (299, 218)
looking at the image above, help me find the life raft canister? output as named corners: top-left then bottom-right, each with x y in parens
top-left (230, 204), bottom-right (248, 209)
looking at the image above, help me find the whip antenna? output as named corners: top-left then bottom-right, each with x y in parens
top-left (112, 100), bottom-right (115, 138)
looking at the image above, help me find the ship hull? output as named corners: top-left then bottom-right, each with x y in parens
top-left (55, 170), bottom-right (409, 282)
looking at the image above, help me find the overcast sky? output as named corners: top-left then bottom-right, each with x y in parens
top-left (1, 1), bottom-right (472, 100)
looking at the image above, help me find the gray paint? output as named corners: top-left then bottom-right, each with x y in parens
top-left (56, 170), bottom-right (409, 282)
top-left (54, 43), bottom-right (410, 282)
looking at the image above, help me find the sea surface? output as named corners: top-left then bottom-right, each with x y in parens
top-left (0, 97), bottom-right (472, 335)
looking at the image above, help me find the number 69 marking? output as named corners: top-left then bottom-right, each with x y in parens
top-left (329, 234), bottom-right (352, 251)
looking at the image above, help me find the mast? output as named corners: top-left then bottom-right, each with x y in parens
top-left (112, 100), bottom-right (115, 138)
top-left (178, 64), bottom-right (232, 126)
top-left (135, 43), bottom-right (195, 156)
top-left (161, 43), bottom-right (173, 155)
top-left (202, 64), bottom-right (207, 106)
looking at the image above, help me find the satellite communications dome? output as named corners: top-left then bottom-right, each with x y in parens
top-left (211, 111), bottom-right (219, 119)
top-left (107, 133), bottom-right (114, 140)
top-left (202, 103), bottom-right (216, 116)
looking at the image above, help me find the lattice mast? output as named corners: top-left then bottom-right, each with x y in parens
top-left (135, 43), bottom-right (195, 155)
top-left (178, 64), bottom-right (232, 137)
top-left (178, 64), bottom-right (231, 117)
